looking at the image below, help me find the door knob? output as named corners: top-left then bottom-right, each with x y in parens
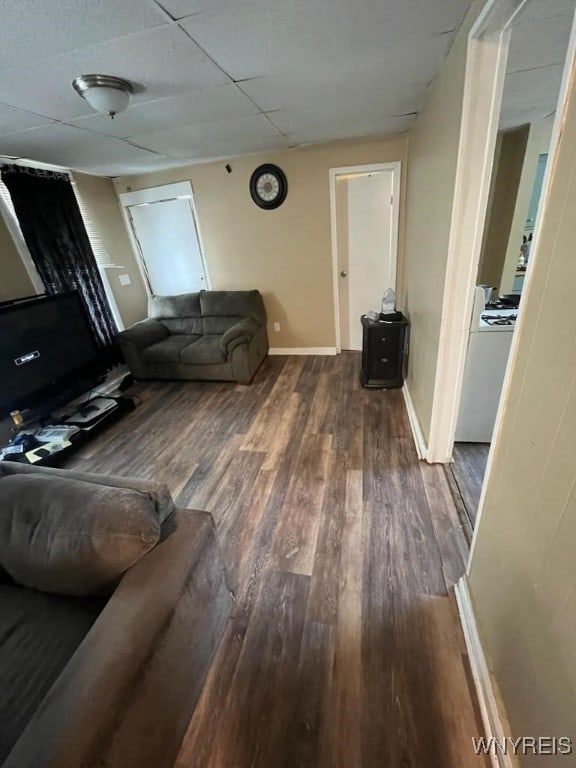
top-left (340, 270), bottom-right (348, 277)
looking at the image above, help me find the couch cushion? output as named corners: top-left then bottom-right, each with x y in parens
top-left (141, 334), bottom-right (198, 364)
top-left (0, 463), bottom-right (176, 524)
top-left (149, 293), bottom-right (201, 318)
top-left (149, 294), bottom-right (203, 335)
top-left (202, 314), bottom-right (244, 334)
top-left (0, 581), bottom-right (106, 764)
top-left (181, 336), bottom-right (227, 365)
top-left (199, 290), bottom-right (266, 325)
top-left (161, 317), bottom-right (204, 335)
top-left (0, 475), bottom-right (161, 596)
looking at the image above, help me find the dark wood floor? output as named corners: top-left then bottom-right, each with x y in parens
top-left (66, 353), bottom-right (485, 768)
top-left (451, 443), bottom-right (490, 526)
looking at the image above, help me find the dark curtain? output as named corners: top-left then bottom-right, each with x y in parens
top-left (1, 165), bottom-right (119, 362)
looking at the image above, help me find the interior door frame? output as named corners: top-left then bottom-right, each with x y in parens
top-left (119, 181), bottom-right (210, 297)
top-left (329, 162), bottom-right (401, 353)
top-left (426, 0), bottom-right (576, 465)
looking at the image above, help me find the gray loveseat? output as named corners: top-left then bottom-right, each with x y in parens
top-left (0, 461), bottom-right (233, 768)
top-left (118, 290), bottom-right (269, 384)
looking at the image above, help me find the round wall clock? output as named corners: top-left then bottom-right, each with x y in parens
top-left (249, 164), bottom-right (288, 209)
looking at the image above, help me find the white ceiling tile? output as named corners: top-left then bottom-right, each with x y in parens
top-left (513, 0), bottom-right (576, 24)
top-left (507, 12), bottom-right (572, 73)
top-left (500, 64), bottom-right (564, 129)
top-left (0, 123), bottom-right (161, 172)
top-left (155, 0), bottom-right (206, 18)
top-left (180, 0), bottom-right (470, 81)
top-left (0, 104), bottom-right (55, 136)
top-left (0, 25), bottom-right (231, 122)
top-left (129, 114), bottom-right (290, 158)
top-left (0, 0), bottom-right (168, 74)
top-left (68, 85), bottom-right (259, 138)
top-left (162, 0), bottom-right (471, 24)
top-left (283, 114), bottom-right (415, 145)
top-left (239, 41), bottom-right (440, 116)
top-left (79, 155), bottom-right (194, 177)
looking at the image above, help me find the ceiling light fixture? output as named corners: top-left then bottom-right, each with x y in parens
top-left (72, 74), bottom-right (134, 118)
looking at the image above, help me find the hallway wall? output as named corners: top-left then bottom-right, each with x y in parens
top-left (469, 45), bottom-right (576, 761)
top-left (402, 0), bottom-right (485, 442)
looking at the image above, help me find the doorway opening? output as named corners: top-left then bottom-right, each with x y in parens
top-left (425, 0), bottom-right (576, 535)
top-left (119, 181), bottom-right (209, 297)
top-left (329, 162), bottom-right (401, 352)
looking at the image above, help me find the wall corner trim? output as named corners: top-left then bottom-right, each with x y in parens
top-left (402, 383), bottom-right (429, 460)
top-left (454, 576), bottom-right (518, 768)
top-left (268, 347), bottom-right (337, 355)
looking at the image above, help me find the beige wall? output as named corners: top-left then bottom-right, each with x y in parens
top-left (0, 210), bottom-right (34, 301)
top-left (73, 173), bottom-right (148, 328)
top-left (114, 136), bottom-right (407, 348)
top-left (500, 117), bottom-right (554, 294)
top-left (469, 57), bottom-right (576, 761)
top-left (477, 126), bottom-right (529, 291)
top-left (402, 0), bottom-right (485, 442)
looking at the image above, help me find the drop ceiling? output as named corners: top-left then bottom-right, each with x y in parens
top-left (0, 0), bottom-right (474, 176)
top-left (0, 0), bottom-right (572, 176)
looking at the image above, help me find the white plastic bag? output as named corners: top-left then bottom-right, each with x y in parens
top-left (381, 288), bottom-right (396, 315)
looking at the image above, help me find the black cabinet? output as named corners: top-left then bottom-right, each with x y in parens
top-left (360, 314), bottom-right (409, 389)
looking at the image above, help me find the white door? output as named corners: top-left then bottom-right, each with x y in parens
top-left (120, 182), bottom-right (208, 296)
top-left (335, 168), bottom-right (398, 351)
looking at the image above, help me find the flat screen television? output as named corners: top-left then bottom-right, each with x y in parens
top-left (0, 292), bottom-right (105, 417)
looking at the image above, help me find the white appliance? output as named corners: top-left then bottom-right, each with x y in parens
top-left (455, 287), bottom-right (517, 443)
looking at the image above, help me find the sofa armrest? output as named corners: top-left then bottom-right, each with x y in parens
top-left (118, 318), bottom-right (169, 350)
top-left (220, 319), bottom-right (259, 353)
top-left (3, 509), bottom-right (233, 768)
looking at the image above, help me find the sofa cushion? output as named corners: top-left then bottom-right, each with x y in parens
top-left (0, 582), bottom-right (106, 764)
top-left (203, 314), bottom-right (244, 334)
top-left (181, 336), bottom-right (227, 365)
top-left (141, 334), bottom-right (199, 363)
top-left (0, 462), bottom-right (176, 524)
top-left (149, 293), bottom-right (203, 335)
top-left (0, 475), bottom-right (161, 596)
top-left (161, 317), bottom-right (204, 335)
top-left (149, 293), bottom-right (201, 318)
top-left (199, 290), bottom-right (267, 325)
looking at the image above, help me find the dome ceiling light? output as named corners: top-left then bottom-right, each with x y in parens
top-left (72, 74), bottom-right (134, 118)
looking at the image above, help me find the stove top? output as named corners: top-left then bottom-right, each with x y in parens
top-left (486, 300), bottom-right (519, 310)
top-left (481, 313), bottom-right (517, 326)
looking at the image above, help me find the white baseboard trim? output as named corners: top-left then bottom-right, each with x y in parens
top-left (402, 383), bottom-right (428, 460)
top-left (455, 577), bottom-right (517, 768)
top-left (269, 347), bottom-right (337, 355)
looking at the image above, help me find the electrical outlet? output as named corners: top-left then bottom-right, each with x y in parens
top-left (273, 322), bottom-right (281, 332)
top-left (119, 274), bottom-right (131, 286)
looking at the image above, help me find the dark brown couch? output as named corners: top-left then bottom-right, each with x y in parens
top-left (0, 462), bottom-right (233, 768)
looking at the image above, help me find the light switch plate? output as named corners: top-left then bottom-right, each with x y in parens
top-left (119, 274), bottom-right (131, 286)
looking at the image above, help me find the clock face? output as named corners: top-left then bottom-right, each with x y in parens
top-left (250, 164), bottom-right (288, 209)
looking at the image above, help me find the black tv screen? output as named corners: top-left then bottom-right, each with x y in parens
top-left (0, 292), bottom-right (102, 415)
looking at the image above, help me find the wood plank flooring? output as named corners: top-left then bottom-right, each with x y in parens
top-left (451, 442), bottom-right (490, 525)
top-left (65, 353), bottom-right (485, 768)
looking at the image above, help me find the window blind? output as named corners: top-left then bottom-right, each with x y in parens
top-left (72, 181), bottom-right (119, 269)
